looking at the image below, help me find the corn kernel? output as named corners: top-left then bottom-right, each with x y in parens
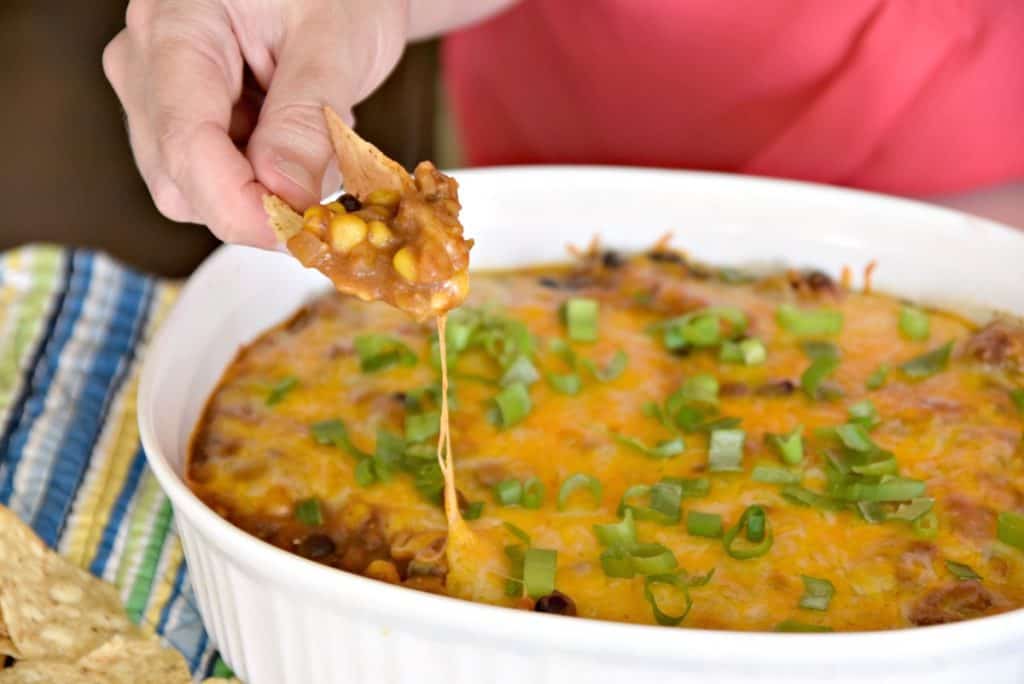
top-left (366, 188), bottom-right (401, 208)
top-left (393, 247), bottom-right (418, 282)
top-left (329, 214), bottom-right (367, 253)
top-left (365, 559), bottom-right (401, 584)
top-left (302, 205), bottom-right (331, 237)
top-left (367, 221), bottom-right (394, 247)
top-left (325, 201), bottom-right (346, 215)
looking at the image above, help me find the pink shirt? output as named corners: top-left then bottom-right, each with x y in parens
top-left (442, 0), bottom-right (1024, 196)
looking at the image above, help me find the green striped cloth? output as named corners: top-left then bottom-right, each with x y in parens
top-left (0, 245), bottom-right (234, 681)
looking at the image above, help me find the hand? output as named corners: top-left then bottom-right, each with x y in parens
top-left (103, 0), bottom-right (408, 247)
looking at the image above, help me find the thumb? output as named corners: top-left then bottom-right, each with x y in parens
top-left (247, 2), bottom-right (407, 211)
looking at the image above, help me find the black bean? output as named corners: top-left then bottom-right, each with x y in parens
top-left (647, 250), bottom-right (683, 264)
top-left (601, 250), bottom-right (625, 268)
top-left (534, 591), bottom-right (577, 616)
top-left (538, 277), bottom-right (562, 289)
top-left (755, 379), bottom-right (796, 396)
top-left (296, 533), bottom-right (336, 560)
top-left (339, 193), bottom-right (362, 212)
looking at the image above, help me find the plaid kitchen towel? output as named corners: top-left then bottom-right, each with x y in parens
top-left (0, 244), bottom-right (233, 681)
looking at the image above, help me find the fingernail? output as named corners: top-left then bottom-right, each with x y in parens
top-left (274, 157), bottom-right (318, 203)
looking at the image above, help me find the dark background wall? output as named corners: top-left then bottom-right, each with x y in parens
top-left (0, 1), bottom-right (443, 277)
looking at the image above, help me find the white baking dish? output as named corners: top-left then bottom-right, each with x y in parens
top-left (138, 167), bottom-right (1024, 684)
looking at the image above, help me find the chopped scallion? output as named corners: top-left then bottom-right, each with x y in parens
top-left (522, 477), bottom-right (545, 509)
top-left (751, 464), bottom-right (801, 485)
top-left (767, 427), bottom-right (804, 465)
top-left (899, 341), bottom-right (954, 379)
top-left (847, 399), bottom-right (880, 429)
top-left (945, 560), bottom-right (982, 581)
top-left (777, 304), bottom-right (843, 336)
top-left (801, 340), bottom-right (839, 360)
top-left (583, 349), bottom-right (628, 381)
top-left (493, 382), bottom-right (532, 426)
top-left (500, 355), bottom-right (540, 387)
top-left (545, 372), bottom-right (582, 395)
top-left (798, 575), bottom-right (835, 611)
top-left (294, 497), bottom-right (323, 526)
top-left (720, 338), bottom-right (767, 365)
top-left (266, 376), bottom-right (298, 406)
top-left (309, 419), bottom-right (371, 460)
top-left (562, 298), bottom-right (599, 342)
top-left (463, 501), bottom-right (485, 520)
top-left (503, 521), bottom-right (532, 545)
top-left (865, 363), bottom-right (890, 390)
top-left (899, 305), bottom-right (931, 341)
top-left (494, 479), bottom-right (524, 506)
top-left (593, 509), bottom-right (638, 548)
top-left (557, 473), bottom-right (603, 510)
top-left (801, 355), bottom-right (840, 400)
top-left (912, 511), bottom-right (939, 539)
top-left (629, 543), bottom-right (679, 576)
top-left (997, 511), bottom-right (1024, 551)
top-left (723, 505), bottom-right (773, 559)
top-left (612, 433), bottom-right (685, 459)
top-left (353, 334), bottom-right (418, 372)
top-left (686, 511), bottom-right (724, 538)
top-left (662, 476), bottom-right (711, 498)
top-left (354, 458), bottom-right (377, 487)
top-left (780, 485), bottom-right (841, 510)
top-left (643, 574), bottom-right (693, 626)
top-left (600, 546), bottom-right (635, 578)
top-left (404, 411), bottom-right (440, 443)
top-left (523, 548), bottom-right (558, 598)
top-left (836, 475), bottom-right (926, 502)
top-left (1010, 388), bottom-right (1024, 415)
top-left (834, 423), bottom-right (878, 453)
top-left (708, 428), bottom-right (745, 472)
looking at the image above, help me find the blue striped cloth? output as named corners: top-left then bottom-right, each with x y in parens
top-left (0, 245), bottom-right (232, 680)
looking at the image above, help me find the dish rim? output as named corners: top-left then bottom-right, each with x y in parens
top-left (139, 165), bottom-right (1024, 667)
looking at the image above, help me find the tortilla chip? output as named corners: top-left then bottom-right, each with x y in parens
top-left (323, 105), bottom-right (414, 198)
top-left (0, 605), bottom-right (20, 659)
top-left (262, 194), bottom-right (303, 243)
top-left (0, 505), bottom-right (134, 661)
top-left (77, 635), bottom-right (190, 684)
top-left (0, 661), bottom-right (106, 683)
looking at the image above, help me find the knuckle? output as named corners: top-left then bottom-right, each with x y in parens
top-left (149, 178), bottom-right (192, 223)
top-left (124, 0), bottom-right (154, 34)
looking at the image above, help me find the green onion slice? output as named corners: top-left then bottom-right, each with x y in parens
top-left (557, 473), bottom-right (603, 510)
top-left (612, 433), bottom-right (685, 459)
top-left (801, 340), bottom-right (840, 360)
top-left (523, 548), bottom-right (558, 598)
top-left (777, 304), bottom-right (843, 336)
top-left (310, 419), bottom-right (371, 460)
top-left (503, 521), bottom-right (532, 545)
top-left (775, 620), bottom-right (832, 633)
top-left (767, 427), bottom-right (804, 465)
top-left (857, 497), bottom-right (935, 524)
top-left (584, 350), bottom-right (628, 381)
top-left (404, 411), bottom-right (440, 443)
top-left (912, 511), bottom-right (939, 539)
top-left (629, 543), bottom-right (679, 575)
top-left (500, 355), bottom-right (540, 387)
top-left (865, 363), bottom-right (890, 390)
top-left (836, 475), bottom-right (926, 502)
top-left (545, 372), bottom-right (582, 395)
top-left (493, 382), bottom-right (532, 427)
top-left (643, 574), bottom-right (694, 626)
top-left (619, 482), bottom-right (682, 525)
top-left (593, 509), bottom-right (638, 548)
top-left (723, 505), bottom-right (774, 559)
top-left (752, 464), bottom-right (801, 485)
top-left (672, 374), bottom-right (720, 411)
top-left (798, 575), bottom-right (836, 611)
top-left (294, 497), bottom-right (323, 526)
top-left (945, 560), bottom-right (982, 581)
top-left (600, 546), bottom-right (635, 578)
top-left (847, 399), bottom-right (880, 429)
top-left (562, 298), bottom-right (599, 342)
top-left (899, 305), bottom-right (931, 341)
top-left (1009, 388), bottom-right (1024, 415)
top-left (801, 355), bottom-right (840, 400)
top-left (899, 341), bottom-right (954, 379)
top-left (353, 334), bottom-right (417, 372)
top-left (463, 501), bottom-right (485, 520)
top-left (720, 338), bottom-right (767, 365)
top-left (662, 476), bottom-right (711, 498)
top-left (780, 485), bottom-right (842, 511)
top-left (494, 479), bottom-right (524, 506)
top-left (266, 376), bottom-right (298, 406)
top-left (834, 423), bottom-right (878, 453)
top-left (708, 428), bottom-right (745, 472)
top-left (354, 458), bottom-right (377, 487)
top-left (997, 511), bottom-right (1024, 551)
top-left (522, 477), bottom-right (545, 509)
top-left (686, 511), bottom-right (724, 538)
